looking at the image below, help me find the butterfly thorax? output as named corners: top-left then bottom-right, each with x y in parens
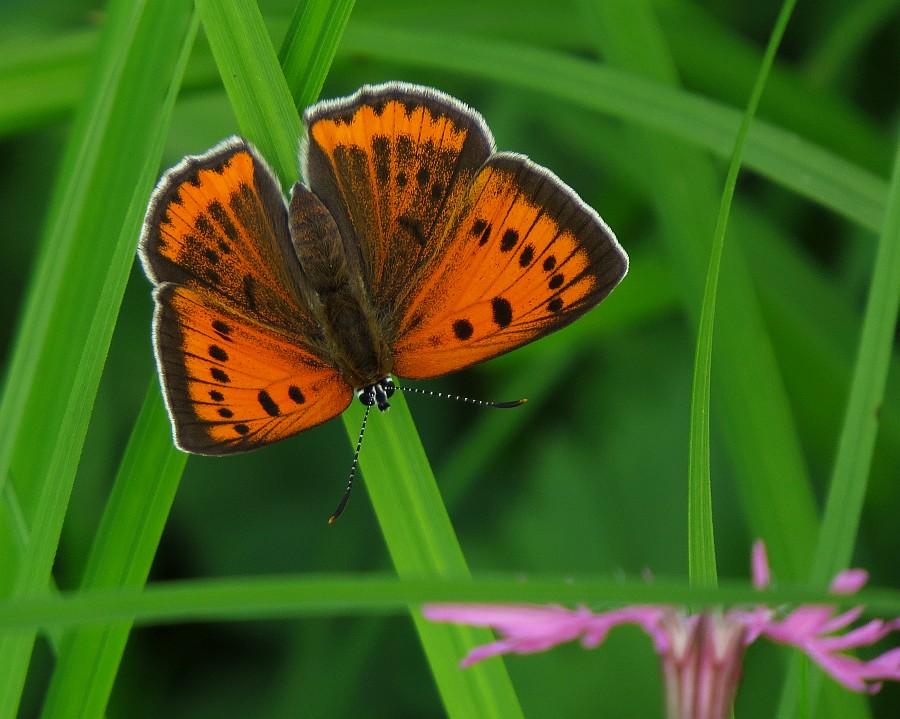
top-left (289, 182), bottom-right (394, 392)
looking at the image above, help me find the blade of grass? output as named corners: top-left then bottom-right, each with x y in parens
top-left (2, 25), bottom-right (888, 235)
top-left (279, 0), bottom-right (355, 110)
top-left (195, 0), bottom-right (302, 184)
top-left (582, 0), bottom-right (818, 582)
top-left (1, 481), bottom-right (64, 654)
top-left (657, 1), bottom-right (890, 176)
top-left (0, 574), bottom-right (896, 631)
top-left (41, 2), bottom-right (348, 715)
top-left (810, 136), bottom-right (900, 589)
top-left (341, 399), bottom-right (524, 718)
top-left (776, 98), bottom-right (900, 719)
top-left (337, 23), bottom-right (887, 234)
top-left (0, 0), bottom-right (195, 713)
top-left (684, 0), bottom-right (796, 586)
top-left (588, 3), bottom-right (866, 717)
top-left (40, 383), bottom-right (188, 719)
top-left (193, 1), bottom-right (523, 715)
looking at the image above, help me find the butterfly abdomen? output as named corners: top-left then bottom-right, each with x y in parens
top-left (289, 182), bottom-right (392, 389)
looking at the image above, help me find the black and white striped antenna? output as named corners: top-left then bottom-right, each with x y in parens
top-left (328, 382), bottom-right (525, 522)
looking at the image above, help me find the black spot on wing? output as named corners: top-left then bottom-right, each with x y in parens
top-left (491, 297), bottom-right (512, 328)
top-left (211, 368), bottom-right (230, 383)
top-left (453, 319), bottom-right (474, 340)
top-left (195, 213), bottom-right (216, 239)
top-left (208, 345), bottom-right (228, 362)
top-left (519, 245), bottom-right (534, 267)
top-left (258, 390), bottom-right (281, 417)
top-left (372, 135), bottom-right (390, 183)
top-left (212, 320), bottom-right (232, 337)
top-left (471, 218), bottom-right (492, 245)
top-left (500, 228), bottom-right (518, 252)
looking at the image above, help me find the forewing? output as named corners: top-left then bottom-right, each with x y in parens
top-left (140, 137), bottom-right (319, 339)
top-left (154, 285), bottom-right (353, 455)
top-left (392, 153), bottom-right (628, 379)
top-left (302, 82), bottom-right (494, 320)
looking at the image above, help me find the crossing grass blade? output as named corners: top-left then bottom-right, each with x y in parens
top-left (37, 2), bottom-right (354, 716)
top-left (194, 1), bottom-right (523, 715)
top-left (0, 0), bottom-right (195, 713)
top-left (40, 384), bottom-right (188, 719)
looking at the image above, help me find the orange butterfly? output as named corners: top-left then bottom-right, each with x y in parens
top-left (140, 82), bottom-right (628, 459)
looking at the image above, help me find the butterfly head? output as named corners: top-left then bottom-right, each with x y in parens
top-left (356, 377), bottom-right (396, 412)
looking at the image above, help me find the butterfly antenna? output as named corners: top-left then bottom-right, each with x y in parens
top-left (395, 384), bottom-right (526, 409)
top-left (329, 403), bottom-right (372, 524)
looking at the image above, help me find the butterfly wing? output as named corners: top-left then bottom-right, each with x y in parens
top-left (302, 83), bottom-right (494, 323)
top-left (302, 83), bottom-right (627, 381)
top-left (140, 137), bottom-right (320, 340)
top-left (140, 138), bottom-right (351, 453)
top-left (390, 153), bottom-right (628, 379)
top-left (153, 285), bottom-right (352, 454)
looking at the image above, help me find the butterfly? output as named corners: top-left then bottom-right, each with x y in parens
top-left (139, 82), bottom-right (628, 460)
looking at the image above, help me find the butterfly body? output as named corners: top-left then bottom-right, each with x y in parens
top-left (140, 82), bottom-right (628, 455)
top-left (288, 182), bottom-right (393, 395)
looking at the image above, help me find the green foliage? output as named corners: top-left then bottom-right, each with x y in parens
top-left (0, 0), bottom-right (898, 717)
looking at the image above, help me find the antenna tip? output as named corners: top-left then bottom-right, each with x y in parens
top-left (494, 398), bottom-right (527, 408)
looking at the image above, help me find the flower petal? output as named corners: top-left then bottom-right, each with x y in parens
top-left (751, 540), bottom-right (771, 590)
top-left (423, 604), bottom-right (597, 665)
top-left (829, 569), bottom-right (868, 595)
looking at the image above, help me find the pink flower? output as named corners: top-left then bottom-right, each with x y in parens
top-left (424, 542), bottom-right (900, 719)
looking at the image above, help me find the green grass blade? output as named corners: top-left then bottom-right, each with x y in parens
top-left (342, 397), bottom-right (525, 718)
top-left (195, 0), bottom-right (302, 184)
top-left (279, 0), bottom-right (355, 110)
top-left (193, 2), bottom-right (523, 715)
top-left (2, 24), bottom-right (888, 235)
top-left (811, 134), bottom-right (900, 578)
top-left (39, 4), bottom-right (348, 715)
top-left (40, 384), bottom-right (188, 719)
top-left (1, 574), bottom-right (897, 631)
top-left (0, 0), bottom-right (195, 712)
top-left (338, 23), bottom-right (888, 234)
top-left (685, 0), bottom-right (796, 586)
top-left (582, 0), bottom-right (818, 582)
top-left (776, 95), bottom-right (900, 719)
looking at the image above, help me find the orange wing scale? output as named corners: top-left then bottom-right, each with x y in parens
top-left (154, 285), bottom-right (352, 455)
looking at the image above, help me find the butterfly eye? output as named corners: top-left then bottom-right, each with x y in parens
top-left (355, 377), bottom-right (396, 411)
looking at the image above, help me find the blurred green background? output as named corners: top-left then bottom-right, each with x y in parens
top-left (1, 0), bottom-right (899, 716)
